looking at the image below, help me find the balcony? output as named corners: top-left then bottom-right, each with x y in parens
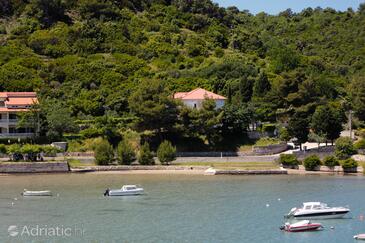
top-left (0, 133), bottom-right (34, 138)
top-left (0, 119), bottom-right (18, 124)
top-left (8, 119), bottom-right (18, 124)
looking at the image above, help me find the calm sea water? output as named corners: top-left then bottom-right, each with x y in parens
top-left (0, 173), bottom-right (365, 243)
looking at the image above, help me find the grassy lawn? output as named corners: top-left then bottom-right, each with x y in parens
top-left (67, 159), bottom-right (96, 168)
top-left (173, 161), bottom-right (279, 170)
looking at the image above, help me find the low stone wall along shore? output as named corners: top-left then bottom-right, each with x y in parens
top-left (0, 161), bottom-right (69, 173)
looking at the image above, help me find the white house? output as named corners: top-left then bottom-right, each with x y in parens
top-left (0, 92), bottom-right (38, 138)
top-left (173, 88), bottom-right (226, 109)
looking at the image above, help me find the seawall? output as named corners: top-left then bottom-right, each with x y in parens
top-left (0, 161), bottom-right (69, 173)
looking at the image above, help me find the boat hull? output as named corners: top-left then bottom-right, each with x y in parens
top-left (22, 191), bottom-right (52, 196)
top-left (285, 224), bottom-right (322, 232)
top-left (293, 211), bottom-right (349, 219)
top-left (107, 189), bottom-right (144, 196)
top-left (354, 234), bottom-right (365, 240)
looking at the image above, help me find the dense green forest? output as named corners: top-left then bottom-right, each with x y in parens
top-left (1, 0), bottom-right (365, 151)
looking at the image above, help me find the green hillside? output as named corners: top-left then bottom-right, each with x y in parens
top-left (1, 0), bottom-right (364, 150)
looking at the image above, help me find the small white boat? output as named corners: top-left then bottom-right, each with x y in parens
top-left (354, 234), bottom-right (365, 240)
top-left (204, 168), bottom-right (216, 175)
top-left (280, 220), bottom-right (323, 232)
top-left (22, 190), bottom-right (52, 196)
top-left (104, 185), bottom-right (144, 196)
top-left (286, 202), bottom-right (350, 219)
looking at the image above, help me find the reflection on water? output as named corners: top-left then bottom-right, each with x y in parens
top-left (0, 174), bottom-right (365, 242)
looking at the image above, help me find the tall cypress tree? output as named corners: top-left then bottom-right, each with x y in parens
top-left (253, 72), bottom-right (271, 97)
top-left (239, 76), bottom-right (253, 103)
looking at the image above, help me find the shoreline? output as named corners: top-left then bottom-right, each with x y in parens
top-left (0, 163), bottom-right (363, 176)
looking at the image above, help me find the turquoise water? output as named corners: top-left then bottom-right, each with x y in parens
top-left (1, 173), bottom-right (365, 242)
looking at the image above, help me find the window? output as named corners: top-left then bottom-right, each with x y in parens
top-left (193, 103), bottom-right (197, 109)
top-left (9, 114), bottom-right (17, 120)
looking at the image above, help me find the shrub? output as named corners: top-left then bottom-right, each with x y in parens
top-left (279, 127), bottom-right (290, 142)
top-left (0, 144), bottom-right (6, 154)
top-left (0, 25), bottom-right (6, 34)
top-left (303, 155), bottom-right (322, 171)
top-left (341, 158), bottom-right (358, 170)
top-left (80, 127), bottom-right (103, 138)
top-left (335, 137), bottom-right (357, 159)
top-left (278, 154), bottom-right (299, 167)
top-left (6, 144), bottom-right (23, 161)
top-left (66, 140), bottom-right (83, 152)
top-left (117, 140), bottom-right (136, 165)
top-left (262, 123), bottom-right (276, 133)
top-left (323, 156), bottom-right (339, 167)
top-left (138, 142), bottom-right (154, 165)
top-left (355, 139), bottom-right (365, 150)
top-left (21, 144), bottom-right (41, 161)
top-left (255, 137), bottom-right (281, 146)
top-left (41, 145), bottom-right (61, 156)
top-left (94, 139), bottom-right (114, 165)
top-left (157, 141), bottom-right (176, 165)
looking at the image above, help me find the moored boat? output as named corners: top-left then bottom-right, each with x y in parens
top-left (354, 234), bottom-right (365, 240)
top-left (285, 202), bottom-right (350, 219)
top-left (22, 190), bottom-right (52, 196)
top-left (104, 185), bottom-right (144, 196)
top-left (280, 220), bottom-right (323, 232)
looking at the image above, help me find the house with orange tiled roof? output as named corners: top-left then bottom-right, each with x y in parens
top-left (0, 92), bottom-right (38, 138)
top-left (173, 88), bottom-right (226, 109)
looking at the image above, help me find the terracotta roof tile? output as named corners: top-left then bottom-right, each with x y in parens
top-left (174, 88), bottom-right (226, 100)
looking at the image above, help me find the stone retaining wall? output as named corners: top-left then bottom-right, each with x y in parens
top-left (215, 170), bottom-right (287, 175)
top-left (0, 161), bottom-right (69, 173)
top-left (294, 146), bottom-right (335, 159)
top-left (252, 143), bottom-right (288, 155)
top-left (71, 165), bottom-right (210, 172)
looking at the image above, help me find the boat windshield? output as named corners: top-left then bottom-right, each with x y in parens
top-left (124, 186), bottom-right (137, 190)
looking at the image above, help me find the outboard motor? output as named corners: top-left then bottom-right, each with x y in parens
top-left (104, 188), bottom-right (110, 196)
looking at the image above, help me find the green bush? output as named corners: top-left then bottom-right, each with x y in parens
top-left (356, 128), bottom-right (365, 138)
top-left (94, 139), bottom-right (114, 165)
top-left (279, 127), bottom-right (290, 142)
top-left (262, 123), bottom-right (276, 133)
top-left (303, 155), bottom-right (322, 171)
top-left (117, 140), bottom-right (136, 165)
top-left (0, 25), bottom-right (6, 34)
top-left (335, 137), bottom-right (357, 159)
top-left (138, 142), bottom-right (154, 165)
top-left (41, 145), bottom-right (61, 156)
top-left (0, 144), bottom-right (6, 154)
top-left (323, 156), bottom-right (340, 167)
top-left (278, 154), bottom-right (299, 167)
top-left (80, 127), bottom-right (103, 139)
top-left (255, 137), bottom-right (281, 146)
top-left (20, 144), bottom-right (41, 161)
top-left (6, 144), bottom-right (23, 161)
top-left (157, 140), bottom-right (176, 165)
top-left (341, 158), bottom-right (358, 170)
top-left (355, 139), bottom-right (365, 150)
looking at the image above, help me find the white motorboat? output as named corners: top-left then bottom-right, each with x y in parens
top-left (104, 185), bottom-right (144, 196)
top-left (286, 202), bottom-right (350, 219)
top-left (354, 234), bottom-right (365, 240)
top-left (280, 220), bottom-right (323, 232)
top-left (22, 190), bottom-right (52, 196)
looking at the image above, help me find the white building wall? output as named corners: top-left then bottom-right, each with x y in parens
top-left (182, 99), bottom-right (225, 109)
